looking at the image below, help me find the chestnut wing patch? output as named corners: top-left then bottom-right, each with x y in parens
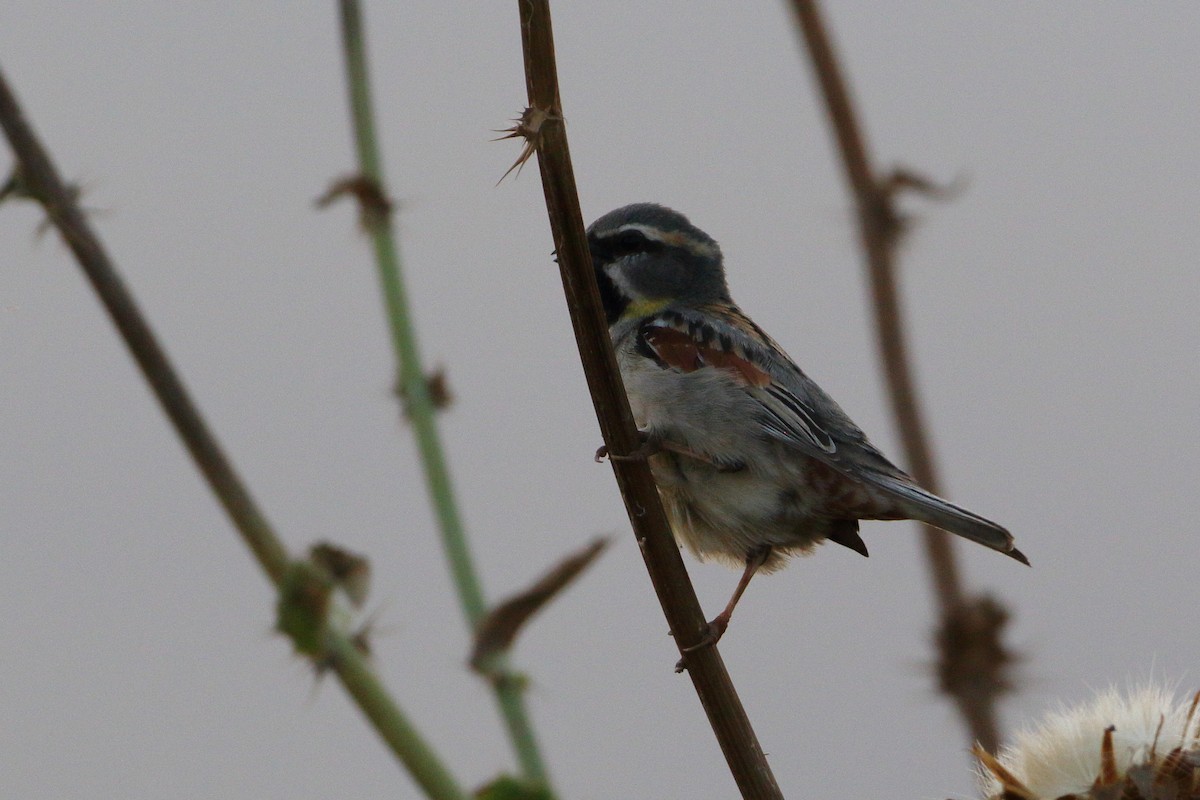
top-left (638, 320), bottom-right (839, 458)
top-left (639, 324), bottom-right (770, 388)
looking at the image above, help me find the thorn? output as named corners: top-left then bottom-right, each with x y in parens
top-left (494, 106), bottom-right (560, 185)
top-left (309, 542), bottom-right (371, 608)
top-left (394, 366), bottom-right (453, 416)
top-left (0, 166), bottom-right (23, 204)
top-left (315, 173), bottom-right (393, 229)
top-left (469, 537), bottom-right (610, 670)
top-left (424, 367), bottom-right (453, 410)
top-left (1095, 725), bottom-right (1119, 786)
top-left (879, 166), bottom-right (966, 202)
top-left (1, 165), bottom-right (98, 239)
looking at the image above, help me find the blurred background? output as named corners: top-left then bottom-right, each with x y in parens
top-left (2, 3), bottom-right (1197, 798)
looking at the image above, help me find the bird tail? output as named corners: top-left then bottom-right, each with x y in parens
top-left (874, 476), bottom-right (1029, 565)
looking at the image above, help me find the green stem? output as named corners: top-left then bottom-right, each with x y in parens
top-left (336, 0), bottom-right (551, 788)
top-left (328, 634), bottom-right (469, 800)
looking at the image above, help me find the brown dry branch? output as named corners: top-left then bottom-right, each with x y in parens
top-left (0, 65), bottom-right (467, 800)
top-left (0, 73), bottom-right (289, 585)
top-left (512, 2), bottom-right (784, 797)
top-left (787, 0), bottom-right (1017, 752)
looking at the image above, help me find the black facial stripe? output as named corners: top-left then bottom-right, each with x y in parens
top-left (589, 229), bottom-right (664, 325)
top-left (592, 257), bottom-right (629, 325)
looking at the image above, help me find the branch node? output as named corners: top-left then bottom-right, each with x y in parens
top-left (879, 165), bottom-right (965, 203)
top-left (393, 366), bottom-right (454, 418)
top-left (494, 106), bottom-right (561, 184)
top-left (1, 163), bottom-right (93, 239)
top-left (310, 541), bottom-right (372, 608)
top-left (315, 173), bottom-right (394, 229)
top-left (935, 594), bottom-right (1017, 703)
top-left (0, 163), bottom-right (29, 203)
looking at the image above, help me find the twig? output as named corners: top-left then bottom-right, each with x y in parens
top-left (0, 65), bottom-right (467, 800)
top-left (324, 634), bottom-right (468, 799)
top-left (513, 2), bottom-right (784, 797)
top-left (0, 81), bottom-right (288, 587)
top-left (333, 0), bottom-right (551, 787)
top-left (787, 0), bottom-right (1015, 752)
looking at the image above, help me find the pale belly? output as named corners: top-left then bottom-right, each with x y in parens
top-left (653, 455), bottom-right (834, 570)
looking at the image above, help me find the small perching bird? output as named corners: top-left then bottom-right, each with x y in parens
top-left (588, 203), bottom-right (1027, 647)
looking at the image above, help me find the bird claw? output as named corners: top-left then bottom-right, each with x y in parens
top-left (594, 431), bottom-right (662, 463)
top-left (672, 615), bottom-right (730, 673)
top-left (595, 433), bottom-right (738, 472)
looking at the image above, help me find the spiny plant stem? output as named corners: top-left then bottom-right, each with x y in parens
top-left (337, 0), bottom-right (481, 622)
top-left (787, 0), bottom-right (1015, 753)
top-left (0, 64), bottom-right (468, 800)
top-left (326, 635), bottom-right (468, 800)
top-left (514, 2), bottom-right (784, 797)
top-left (335, 0), bottom-right (551, 787)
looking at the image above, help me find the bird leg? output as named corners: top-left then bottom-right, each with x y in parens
top-left (679, 545), bottom-right (772, 657)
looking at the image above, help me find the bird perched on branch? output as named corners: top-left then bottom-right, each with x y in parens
top-left (588, 203), bottom-right (1027, 649)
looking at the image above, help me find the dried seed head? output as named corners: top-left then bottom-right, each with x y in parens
top-left (977, 686), bottom-right (1200, 800)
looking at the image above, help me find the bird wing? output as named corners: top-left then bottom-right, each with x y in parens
top-left (636, 307), bottom-right (1023, 561)
top-left (638, 309), bottom-right (916, 474)
top-left (636, 306), bottom-right (885, 474)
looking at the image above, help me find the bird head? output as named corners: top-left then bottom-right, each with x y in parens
top-left (586, 203), bottom-right (730, 325)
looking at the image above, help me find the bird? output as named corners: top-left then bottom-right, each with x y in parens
top-left (586, 202), bottom-right (1028, 649)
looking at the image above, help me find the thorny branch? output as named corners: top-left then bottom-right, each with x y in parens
top-left (0, 64), bottom-right (467, 800)
top-left (787, 0), bottom-right (1017, 752)
top-left (0, 76), bottom-right (288, 586)
top-left (333, 0), bottom-right (550, 787)
top-left (512, 1), bottom-right (784, 798)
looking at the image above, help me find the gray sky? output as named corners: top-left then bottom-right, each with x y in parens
top-left (2, 3), bottom-right (1198, 798)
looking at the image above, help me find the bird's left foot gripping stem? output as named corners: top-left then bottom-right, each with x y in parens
top-left (594, 429), bottom-right (662, 464)
top-left (673, 616), bottom-right (732, 673)
top-left (595, 431), bottom-right (743, 471)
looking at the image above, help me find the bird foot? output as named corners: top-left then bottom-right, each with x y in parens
top-left (595, 433), bottom-right (741, 472)
top-left (594, 431), bottom-right (662, 463)
top-left (673, 614), bottom-right (730, 673)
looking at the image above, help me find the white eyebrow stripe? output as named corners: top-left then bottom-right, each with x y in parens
top-left (611, 222), bottom-right (721, 259)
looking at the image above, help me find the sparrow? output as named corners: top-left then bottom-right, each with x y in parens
top-left (587, 203), bottom-right (1027, 647)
